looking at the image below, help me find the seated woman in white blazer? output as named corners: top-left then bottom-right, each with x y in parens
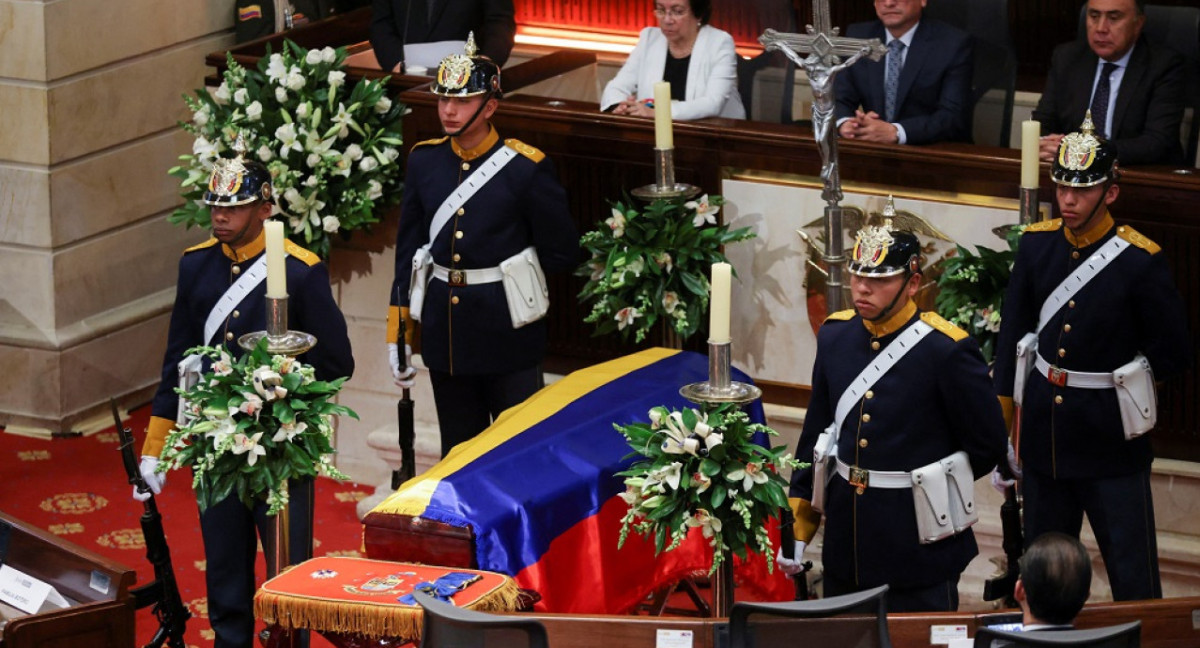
top-left (600, 0), bottom-right (746, 120)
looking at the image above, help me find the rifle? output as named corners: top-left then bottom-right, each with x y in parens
top-left (779, 507), bottom-right (812, 601)
top-left (393, 307), bottom-right (416, 490)
top-left (113, 399), bottom-right (191, 648)
top-left (984, 417), bottom-right (1024, 607)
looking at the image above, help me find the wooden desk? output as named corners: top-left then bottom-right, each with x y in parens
top-left (0, 511), bottom-right (136, 648)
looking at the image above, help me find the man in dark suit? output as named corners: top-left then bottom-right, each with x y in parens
top-left (370, 0), bottom-right (515, 73)
top-left (1033, 0), bottom-right (1185, 166)
top-left (835, 0), bottom-right (973, 145)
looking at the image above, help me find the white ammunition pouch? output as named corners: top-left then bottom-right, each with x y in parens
top-left (176, 353), bottom-right (204, 427)
top-left (408, 246), bottom-right (434, 322)
top-left (1113, 354), bottom-right (1157, 440)
top-left (810, 424), bottom-right (838, 514)
top-left (499, 246), bottom-right (550, 329)
top-left (1013, 332), bottom-right (1038, 407)
top-left (911, 451), bottom-right (977, 545)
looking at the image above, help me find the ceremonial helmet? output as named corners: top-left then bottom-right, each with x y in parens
top-left (431, 32), bottom-right (503, 98)
top-left (203, 133), bottom-right (274, 206)
top-left (1051, 111), bottom-right (1119, 188)
top-left (848, 200), bottom-right (922, 277)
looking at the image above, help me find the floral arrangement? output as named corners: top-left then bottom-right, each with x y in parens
top-left (933, 225), bottom-right (1022, 363)
top-left (615, 403), bottom-right (801, 573)
top-left (158, 339), bottom-right (357, 515)
top-left (168, 40), bottom-right (405, 258)
top-left (577, 195), bottom-right (755, 343)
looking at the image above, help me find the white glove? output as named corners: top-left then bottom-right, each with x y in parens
top-left (388, 342), bottom-right (417, 389)
top-left (132, 455), bottom-right (166, 502)
top-left (775, 540), bottom-right (807, 576)
top-left (990, 441), bottom-right (1022, 493)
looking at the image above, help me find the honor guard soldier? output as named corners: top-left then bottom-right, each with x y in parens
top-left (387, 38), bottom-right (579, 457)
top-left (778, 221), bottom-right (1007, 612)
top-left (993, 114), bottom-right (1192, 601)
top-left (136, 141), bottom-right (354, 648)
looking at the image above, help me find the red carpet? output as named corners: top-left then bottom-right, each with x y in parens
top-left (0, 405), bottom-right (370, 647)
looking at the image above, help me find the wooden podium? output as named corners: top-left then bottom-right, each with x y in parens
top-left (0, 511), bottom-right (136, 648)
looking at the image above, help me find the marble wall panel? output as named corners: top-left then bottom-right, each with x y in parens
top-left (50, 129), bottom-right (193, 246)
top-left (0, 165), bottom-right (51, 247)
top-left (0, 2), bottom-right (47, 81)
top-left (43, 0), bottom-right (232, 79)
top-left (0, 343), bottom-right (59, 424)
top-left (52, 213), bottom-right (203, 328)
top-left (58, 313), bottom-right (169, 419)
top-left (46, 34), bottom-right (234, 164)
top-left (0, 247), bottom-right (55, 346)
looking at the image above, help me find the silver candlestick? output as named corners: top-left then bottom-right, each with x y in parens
top-left (238, 295), bottom-right (317, 357)
top-left (631, 148), bottom-right (701, 201)
top-left (680, 341), bottom-right (763, 405)
top-left (1019, 187), bottom-right (1040, 225)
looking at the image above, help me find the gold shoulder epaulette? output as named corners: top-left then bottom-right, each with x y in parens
top-left (284, 240), bottom-right (320, 266)
top-left (920, 311), bottom-right (969, 342)
top-left (824, 309), bottom-right (856, 322)
top-left (1115, 225), bottom-right (1161, 255)
top-left (505, 138), bottom-right (545, 163)
top-left (1022, 219), bottom-right (1063, 234)
top-left (411, 136), bottom-right (448, 152)
top-left (184, 238), bottom-right (219, 254)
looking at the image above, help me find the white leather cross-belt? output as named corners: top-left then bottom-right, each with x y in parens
top-left (431, 263), bottom-right (503, 286)
top-left (1034, 354), bottom-right (1114, 389)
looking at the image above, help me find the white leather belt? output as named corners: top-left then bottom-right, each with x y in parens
top-left (432, 263), bottom-right (503, 286)
top-left (836, 459), bottom-right (911, 489)
top-left (1034, 354), bottom-right (1114, 389)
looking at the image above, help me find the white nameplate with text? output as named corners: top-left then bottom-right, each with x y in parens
top-left (0, 564), bottom-right (69, 615)
top-left (655, 629), bottom-right (693, 648)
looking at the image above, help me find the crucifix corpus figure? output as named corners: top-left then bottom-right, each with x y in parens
top-left (760, 1), bottom-right (886, 205)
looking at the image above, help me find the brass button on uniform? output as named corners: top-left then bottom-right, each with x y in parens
top-left (451, 296), bottom-right (460, 305)
top-left (859, 438), bottom-right (869, 448)
top-left (452, 253), bottom-right (461, 262)
top-left (232, 310), bottom-right (240, 318)
top-left (225, 332), bottom-right (234, 341)
top-left (457, 208), bottom-right (465, 216)
top-left (870, 341), bottom-right (881, 351)
top-left (861, 413), bottom-right (871, 423)
top-left (1054, 395), bottom-right (1064, 405)
top-left (1071, 251), bottom-right (1080, 260)
top-left (1058, 348), bottom-right (1066, 358)
top-left (1063, 324), bottom-right (1071, 333)
top-left (455, 230), bottom-right (464, 239)
top-left (865, 390), bottom-right (874, 400)
top-left (1068, 300), bottom-right (1076, 308)
top-left (461, 162), bottom-right (470, 171)
top-left (232, 265), bottom-right (241, 275)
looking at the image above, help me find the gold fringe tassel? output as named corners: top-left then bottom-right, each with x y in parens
top-left (254, 578), bottom-right (523, 640)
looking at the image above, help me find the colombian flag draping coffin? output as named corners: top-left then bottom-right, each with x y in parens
top-left (365, 348), bottom-right (794, 613)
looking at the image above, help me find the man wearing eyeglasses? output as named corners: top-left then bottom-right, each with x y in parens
top-left (834, 0), bottom-right (973, 145)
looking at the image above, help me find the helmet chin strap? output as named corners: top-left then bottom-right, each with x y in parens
top-left (862, 272), bottom-right (914, 323)
top-left (444, 92), bottom-right (492, 139)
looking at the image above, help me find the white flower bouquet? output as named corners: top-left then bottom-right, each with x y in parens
top-left (615, 403), bottom-right (800, 573)
top-left (159, 339), bottom-right (357, 515)
top-left (168, 40), bottom-right (405, 258)
top-left (576, 195), bottom-right (755, 343)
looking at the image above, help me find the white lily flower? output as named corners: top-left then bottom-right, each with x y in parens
top-left (275, 86), bottom-right (289, 103)
top-left (275, 123), bottom-right (303, 158)
top-left (238, 393), bottom-right (264, 419)
top-left (233, 88), bottom-right (249, 105)
top-left (245, 101), bottom-right (263, 121)
top-left (343, 143), bottom-right (364, 161)
top-left (690, 472), bottom-right (712, 494)
top-left (662, 291), bottom-right (680, 314)
top-left (193, 106), bottom-right (210, 127)
top-left (285, 68), bottom-right (306, 90)
top-left (685, 194), bottom-right (720, 228)
top-left (605, 208), bottom-right (626, 238)
top-left (266, 53), bottom-right (288, 83)
top-left (615, 306), bottom-right (641, 330)
top-left (727, 462), bottom-right (770, 492)
top-left (684, 508), bottom-right (723, 538)
top-left (327, 70), bottom-right (346, 91)
top-left (252, 366), bottom-right (288, 401)
top-left (272, 421), bottom-right (308, 443)
top-left (213, 82), bottom-right (231, 105)
top-left (330, 103), bottom-right (357, 139)
top-left (231, 431), bottom-right (266, 466)
top-left (367, 179), bottom-right (383, 200)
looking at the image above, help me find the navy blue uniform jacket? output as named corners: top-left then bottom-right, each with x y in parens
top-left (834, 18), bottom-right (973, 145)
top-left (390, 127), bottom-right (579, 375)
top-left (144, 231), bottom-right (354, 456)
top-left (992, 217), bottom-right (1192, 480)
top-left (790, 304), bottom-right (1007, 589)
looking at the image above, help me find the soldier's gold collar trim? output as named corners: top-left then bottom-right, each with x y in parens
top-left (1064, 213), bottom-right (1114, 248)
top-left (862, 300), bottom-right (916, 338)
top-left (222, 229), bottom-right (266, 262)
top-left (452, 125), bottom-right (499, 161)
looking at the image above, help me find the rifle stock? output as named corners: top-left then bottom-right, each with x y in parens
top-left (394, 314), bottom-right (416, 490)
top-left (112, 399), bottom-right (191, 648)
top-left (984, 414), bottom-right (1024, 606)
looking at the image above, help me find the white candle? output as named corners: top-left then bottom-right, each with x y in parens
top-left (1021, 120), bottom-right (1040, 190)
top-left (653, 81), bottom-right (673, 150)
top-left (264, 220), bottom-right (287, 298)
top-left (709, 262), bottom-right (731, 344)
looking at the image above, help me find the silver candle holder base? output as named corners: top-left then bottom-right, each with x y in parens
top-left (237, 295), bottom-right (317, 356)
top-left (680, 341), bottom-right (762, 405)
top-left (1019, 187), bottom-right (1040, 225)
top-left (632, 147), bottom-right (701, 201)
